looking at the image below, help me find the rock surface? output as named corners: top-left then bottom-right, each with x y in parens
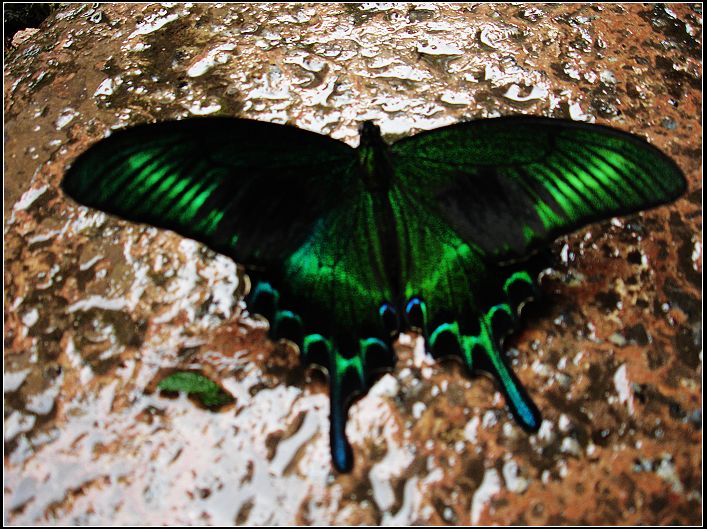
top-left (4, 3), bottom-right (702, 524)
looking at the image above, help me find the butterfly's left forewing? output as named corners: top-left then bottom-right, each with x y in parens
top-left (63, 118), bottom-right (356, 267)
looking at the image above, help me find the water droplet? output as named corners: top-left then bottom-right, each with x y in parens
top-left (129, 11), bottom-right (180, 39)
top-left (562, 62), bottom-right (582, 81)
top-left (599, 69), bottom-right (617, 85)
top-left (359, 3), bottom-right (396, 12)
top-left (372, 64), bottom-right (433, 82)
top-left (440, 91), bottom-right (472, 106)
top-left (283, 51), bottom-right (326, 73)
top-left (416, 37), bottom-right (463, 57)
top-left (55, 108), bottom-right (78, 130)
top-left (94, 78), bottom-right (115, 97)
top-left (518, 7), bottom-right (544, 22)
top-left (567, 101), bottom-right (594, 122)
top-left (26, 146), bottom-right (39, 160)
top-left (187, 43), bottom-right (236, 78)
top-left (502, 84), bottom-right (548, 103)
top-left (661, 117), bottom-right (677, 130)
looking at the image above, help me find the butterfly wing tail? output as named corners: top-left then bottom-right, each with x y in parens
top-left (302, 334), bottom-right (395, 472)
top-left (248, 280), bottom-right (396, 473)
top-left (462, 307), bottom-right (542, 431)
top-left (480, 262), bottom-right (545, 431)
top-left (417, 263), bottom-right (545, 431)
top-left (300, 334), bottom-right (358, 472)
top-left (425, 311), bottom-right (541, 431)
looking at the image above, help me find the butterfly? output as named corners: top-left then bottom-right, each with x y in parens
top-left (61, 115), bottom-right (687, 472)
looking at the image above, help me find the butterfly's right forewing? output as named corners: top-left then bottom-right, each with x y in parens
top-left (392, 116), bottom-right (687, 262)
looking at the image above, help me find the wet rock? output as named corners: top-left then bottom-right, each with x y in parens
top-left (3, 3), bottom-right (701, 525)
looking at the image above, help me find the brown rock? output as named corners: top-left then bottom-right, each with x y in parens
top-left (4, 3), bottom-right (701, 524)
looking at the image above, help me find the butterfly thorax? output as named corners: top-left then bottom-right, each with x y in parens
top-left (356, 121), bottom-right (402, 297)
top-left (357, 121), bottom-right (393, 192)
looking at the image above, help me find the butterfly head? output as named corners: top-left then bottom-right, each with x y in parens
top-left (356, 121), bottom-right (393, 191)
top-left (358, 120), bottom-right (384, 148)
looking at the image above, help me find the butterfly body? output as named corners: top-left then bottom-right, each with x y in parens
top-left (62, 115), bottom-right (686, 473)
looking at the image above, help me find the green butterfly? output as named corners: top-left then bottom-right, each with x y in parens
top-left (62, 116), bottom-right (686, 472)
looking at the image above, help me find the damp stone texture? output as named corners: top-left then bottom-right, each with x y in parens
top-left (4, 3), bottom-right (701, 525)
